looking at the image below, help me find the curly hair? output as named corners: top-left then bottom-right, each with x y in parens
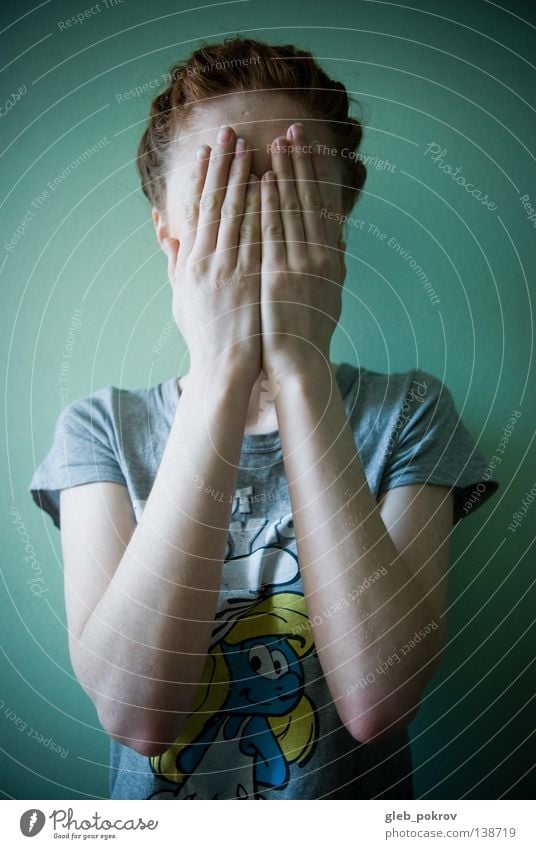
top-left (136, 36), bottom-right (367, 215)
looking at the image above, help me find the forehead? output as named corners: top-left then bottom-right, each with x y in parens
top-left (163, 90), bottom-right (345, 218)
top-left (174, 90), bottom-right (336, 150)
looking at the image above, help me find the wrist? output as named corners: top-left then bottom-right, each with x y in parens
top-left (187, 353), bottom-right (259, 395)
top-left (263, 349), bottom-right (332, 384)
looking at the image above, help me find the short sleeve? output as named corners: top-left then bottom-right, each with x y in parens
top-left (28, 389), bottom-right (127, 530)
top-left (378, 369), bottom-right (500, 525)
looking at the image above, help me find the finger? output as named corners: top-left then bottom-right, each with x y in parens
top-left (237, 174), bottom-right (260, 273)
top-left (162, 237), bottom-right (179, 284)
top-left (285, 123), bottom-right (326, 254)
top-left (310, 138), bottom-right (341, 250)
top-left (270, 136), bottom-right (305, 266)
top-left (215, 137), bottom-right (253, 267)
top-left (171, 142), bottom-right (210, 262)
top-left (194, 125), bottom-right (237, 257)
top-left (261, 171), bottom-right (285, 272)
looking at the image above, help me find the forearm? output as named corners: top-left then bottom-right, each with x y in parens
top-left (76, 364), bottom-right (251, 753)
top-left (275, 362), bottom-right (441, 741)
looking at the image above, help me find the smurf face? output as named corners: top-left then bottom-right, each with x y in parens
top-left (222, 635), bottom-right (304, 716)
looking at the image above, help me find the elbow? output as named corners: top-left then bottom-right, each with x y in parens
top-left (108, 730), bottom-right (171, 758)
top-left (104, 717), bottom-right (183, 757)
top-left (342, 640), bottom-right (444, 744)
top-left (345, 704), bottom-right (420, 745)
top-left (98, 708), bottom-right (187, 758)
top-left (73, 669), bottom-right (190, 757)
top-left (340, 690), bottom-right (423, 744)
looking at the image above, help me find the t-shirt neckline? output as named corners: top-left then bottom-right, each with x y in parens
top-left (161, 362), bottom-right (355, 455)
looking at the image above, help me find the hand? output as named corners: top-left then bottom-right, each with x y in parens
top-left (163, 126), bottom-right (262, 387)
top-left (259, 122), bottom-right (346, 378)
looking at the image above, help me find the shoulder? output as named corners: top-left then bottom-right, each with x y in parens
top-left (346, 364), bottom-right (449, 421)
top-left (59, 380), bottom-right (170, 432)
top-left (354, 364), bottom-right (445, 395)
top-left (58, 385), bottom-right (121, 439)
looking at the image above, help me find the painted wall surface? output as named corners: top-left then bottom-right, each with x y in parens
top-left (1, 0), bottom-right (534, 800)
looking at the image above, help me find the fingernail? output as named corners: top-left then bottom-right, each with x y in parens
top-left (196, 144), bottom-right (209, 160)
top-left (289, 122), bottom-right (304, 139)
top-left (217, 125), bottom-right (231, 144)
top-left (235, 137), bottom-right (247, 153)
top-left (272, 137), bottom-right (288, 153)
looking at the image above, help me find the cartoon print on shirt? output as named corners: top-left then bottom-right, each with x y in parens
top-left (147, 488), bottom-right (319, 799)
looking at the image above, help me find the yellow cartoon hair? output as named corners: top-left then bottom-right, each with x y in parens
top-left (150, 593), bottom-right (317, 783)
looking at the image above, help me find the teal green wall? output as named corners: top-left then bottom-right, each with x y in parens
top-left (2, 0), bottom-right (535, 799)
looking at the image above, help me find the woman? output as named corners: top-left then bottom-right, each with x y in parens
top-left (29, 37), bottom-right (499, 800)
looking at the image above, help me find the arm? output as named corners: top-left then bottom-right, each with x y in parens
top-left (62, 126), bottom-right (261, 757)
top-left (62, 370), bottom-right (252, 758)
top-left (259, 123), bottom-right (452, 743)
top-left (272, 370), bottom-right (452, 743)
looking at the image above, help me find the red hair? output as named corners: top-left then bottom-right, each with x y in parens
top-left (136, 36), bottom-right (367, 214)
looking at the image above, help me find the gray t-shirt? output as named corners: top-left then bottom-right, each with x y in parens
top-left (29, 362), bottom-right (499, 800)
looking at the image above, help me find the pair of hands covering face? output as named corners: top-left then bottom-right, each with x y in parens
top-left (163, 122), bottom-right (347, 385)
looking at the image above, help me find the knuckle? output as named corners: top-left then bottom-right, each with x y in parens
top-left (240, 221), bottom-right (256, 240)
top-left (283, 207), bottom-right (302, 221)
top-left (182, 200), bottom-right (199, 223)
top-left (200, 192), bottom-right (219, 213)
top-left (263, 222), bottom-right (282, 238)
top-left (315, 255), bottom-right (331, 275)
top-left (303, 191), bottom-right (322, 211)
top-left (282, 199), bottom-right (302, 216)
top-left (187, 252), bottom-right (209, 273)
top-left (220, 201), bottom-right (241, 220)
